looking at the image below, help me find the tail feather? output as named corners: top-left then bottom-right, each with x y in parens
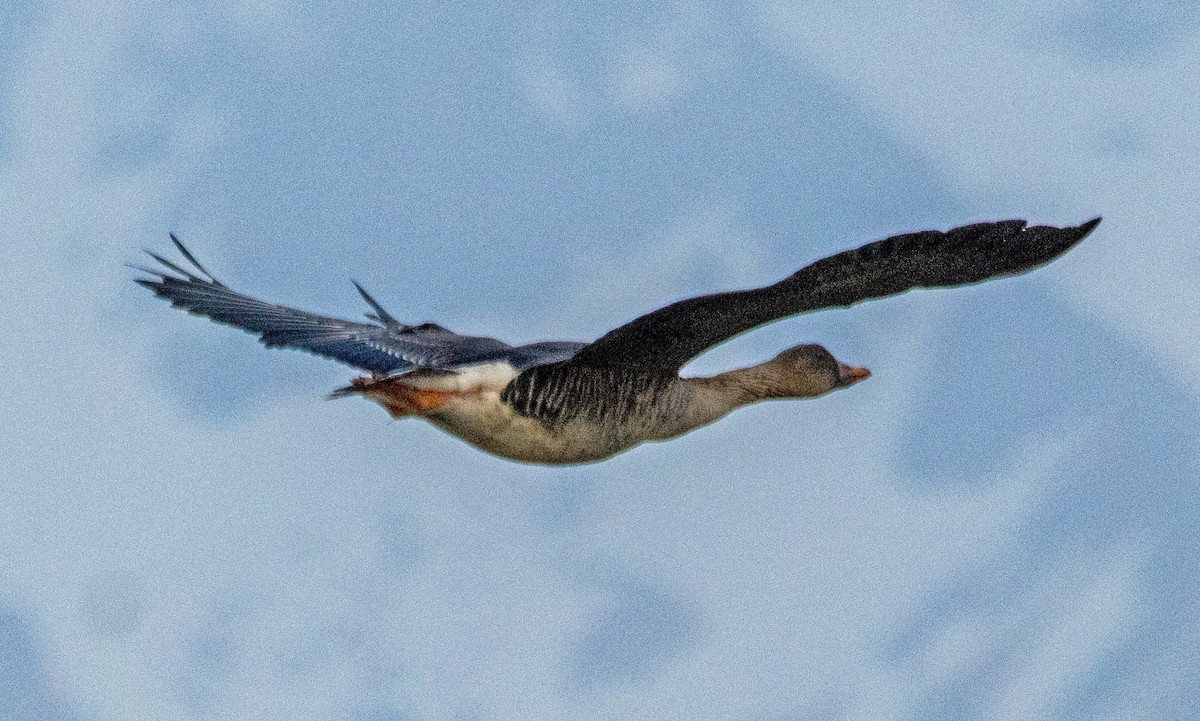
top-left (326, 375), bottom-right (379, 400)
top-left (325, 374), bottom-right (438, 418)
top-left (326, 384), bottom-right (360, 399)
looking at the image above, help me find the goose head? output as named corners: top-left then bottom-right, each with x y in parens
top-left (724, 344), bottom-right (871, 401)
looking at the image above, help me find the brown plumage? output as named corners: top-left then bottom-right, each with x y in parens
top-left (136, 217), bottom-right (1099, 464)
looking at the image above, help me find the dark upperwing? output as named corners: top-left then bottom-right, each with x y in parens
top-left (566, 218), bottom-right (1100, 373)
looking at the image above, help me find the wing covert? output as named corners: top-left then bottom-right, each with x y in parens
top-left (134, 236), bottom-right (510, 373)
top-left (567, 218), bottom-right (1100, 372)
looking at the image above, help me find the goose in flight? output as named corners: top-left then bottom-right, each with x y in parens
top-left (135, 217), bottom-right (1099, 465)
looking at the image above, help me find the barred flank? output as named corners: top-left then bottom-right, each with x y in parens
top-left (500, 364), bottom-right (675, 426)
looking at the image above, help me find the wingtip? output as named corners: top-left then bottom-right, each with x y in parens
top-left (351, 279), bottom-right (399, 325)
top-left (1078, 216), bottom-right (1102, 236)
top-left (125, 260), bottom-right (159, 275)
top-left (350, 279), bottom-right (374, 305)
top-left (142, 248), bottom-right (203, 281)
top-left (168, 233), bottom-right (221, 284)
top-left (168, 233), bottom-right (187, 261)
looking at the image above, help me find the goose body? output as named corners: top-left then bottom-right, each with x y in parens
top-left (343, 362), bottom-right (733, 463)
top-left (135, 217), bottom-right (1099, 465)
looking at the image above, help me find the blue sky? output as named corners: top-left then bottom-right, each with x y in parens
top-left (1, 1), bottom-right (1197, 719)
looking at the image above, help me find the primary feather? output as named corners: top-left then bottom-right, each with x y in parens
top-left (566, 218), bottom-right (1101, 371)
top-left (133, 236), bottom-right (582, 374)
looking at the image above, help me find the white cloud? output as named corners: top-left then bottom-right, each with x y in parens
top-left (513, 46), bottom-right (589, 129)
top-left (756, 0), bottom-right (1200, 396)
top-left (609, 44), bottom-right (685, 112)
top-left (990, 540), bottom-right (1144, 718)
top-left (513, 3), bottom-right (737, 124)
top-left (216, 0), bottom-right (317, 64)
top-left (2, 1), bottom-right (1190, 719)
top-left (560, 198), bottom-right (773, 351)
top-left (553, 401), bottom-right (1099, 720)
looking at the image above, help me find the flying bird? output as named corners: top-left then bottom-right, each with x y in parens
top-left (135, 217), bottom-right (1099, 464)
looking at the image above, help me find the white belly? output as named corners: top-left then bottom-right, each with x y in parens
top-left (361, 362), bottom-right (637, 465)
top-left (428, 391), bottom-right (634, 465)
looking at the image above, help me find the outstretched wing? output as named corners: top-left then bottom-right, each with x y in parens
top-left (568, 218), bottom-right (1100, 372)
top-left (133, 235), bottom-right (513, 374)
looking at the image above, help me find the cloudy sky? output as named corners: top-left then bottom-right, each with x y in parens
top-left (2, 1), bottom-right (1197, 719)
